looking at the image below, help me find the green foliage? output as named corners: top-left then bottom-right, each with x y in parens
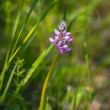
top-left (0, 61), bottom-right (18, 105)
top-left (15, 44), bottom-right (53, 95)
top-left (0, 0), bottom-right (110, 109)
top-left (14, 57), bottom-right (25, 86)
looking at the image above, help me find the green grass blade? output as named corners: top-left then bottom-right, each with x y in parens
top-left (24, 32), bottom-right (37, 50)
top-left (15, 44), bottom-right (54, 94)
top-left (67, 16), bottom-right (77, 31)
top-left (8, 47), bottom-right (20, 63)
top-left (63, 9), bottom-right (67, 21)
top-left (84, 27), bottom-right (91, 104)
top-left (0, 0), bottom-right (24, 91)
top-left (10, 0), bottom-right (39, 56)
top-left (0, 0), bottom-right (57, 91)
top-left (23, 0), bottom-right (58, 44)
top-left (0, 48), bottom-right (10, 90)
top-left (83, 6), bottom-right (91, 106)
top-left (11, 0), bottom-right (24, 40)
top-left (25, 0), bottom-right (39, 24)
top-left (72, 69), bottom-right (86, 110)
top-left (10, 0), bottom-right (58, 60)
top-left (0, 61), bottom-right (18, 105)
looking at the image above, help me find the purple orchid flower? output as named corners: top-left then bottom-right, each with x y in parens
top-left (49, 20), bottom-right (73, 54)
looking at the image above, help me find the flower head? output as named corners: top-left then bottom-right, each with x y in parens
top-left (49, 20), bottom-right (73, 54)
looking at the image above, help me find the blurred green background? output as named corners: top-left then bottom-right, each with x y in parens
top-left (0, 0), bottom-right (110, 110)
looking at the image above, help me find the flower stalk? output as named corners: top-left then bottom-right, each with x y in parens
top-left (39, 20), bottom-right (73, 110)
top-left (39, 52), bottom-right (59, 110)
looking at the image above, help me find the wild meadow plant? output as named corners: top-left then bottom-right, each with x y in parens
top-left (0, 0), bottom-right (58, 108)
top-left (39, 21), bottom-right (73, 110)
top-left (1, 0), bottom-right (110, 109)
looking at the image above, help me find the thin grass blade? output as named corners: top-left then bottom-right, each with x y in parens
top-left (11, 0), bottom-right (24, 40)
top-left (0, 48), bottom-right (10, 90)
top-left (15, 44), bottom-right (54, 94)
top-left (0, 61), bottom-right (18, 105)
top-left (11, 0), bottom-right (39, 56)
top-left (0, 0), bottom-right (57, 91)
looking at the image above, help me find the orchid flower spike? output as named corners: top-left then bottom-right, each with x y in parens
top-left (49, 20), bottom-right (73, 54)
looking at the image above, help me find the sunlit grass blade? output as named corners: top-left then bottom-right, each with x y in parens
top-left (0, 0), bottom-right (24, 90)
top-left (23, 0), bottom-right (58, 44)
top-left (0, 48), bottom-right (10, 90)
top-left (0, 61), bottom-right (18, 105)
top-left (0, 0), bottom-right (57, 91)
top-left (24, 32), bottom-right (37, 50)
top-left (10, 0), bottom-right (58, 62)
top-left (5, 44), bottom-right (53, 108)
top-left (10, 0), bottom-right (39, 57)
top-left (15, 44), bottom-right (54, 94)
top-left (0, 47), bottom-right (20, 89)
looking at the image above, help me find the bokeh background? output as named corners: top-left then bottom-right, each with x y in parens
top-left (0, 0), bottom-right (110, 110)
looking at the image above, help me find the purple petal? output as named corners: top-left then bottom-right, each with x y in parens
top-left (54, 29), bottom-right (60, 35)
top-left (49, 37), bottom-right (56, 44)
top-left (67, 38), bottom-right (73, 43)
top-left (62, 45), bottom-right (71, 53)
top-left (59, 25), bottom-right (63, 30)
top-left (49, 20), bottom-right (73, 54)
top-left (55, 41), bottom-right (62, 48)
top-left (59, 49), bottom-right (65, 54)
top-left (63, 30), bottom-right (67, 34)
top-left (55, 36), bottom-right (59, 40)
top-left (53, 32), bottom-right (56, 35)
top-left (66, 32), bottom-right (71, 36)
top-left (64, 36), bottom-right (71, 40)
top-left (66, 48), bottom-right (71, 53)
top-left (61, 20), bottom-right (66, 27)
top-left (62, 44), bottom-right (68, 48)
top-left (59, 20), bottom-right (66, 31)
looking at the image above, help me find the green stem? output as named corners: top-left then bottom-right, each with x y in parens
top-left (84, 29), bottom-right (91, 106)
top-left (0, 62), bottom-right (18, 105)
top-left (39, 52), bottom-right (59, 110)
